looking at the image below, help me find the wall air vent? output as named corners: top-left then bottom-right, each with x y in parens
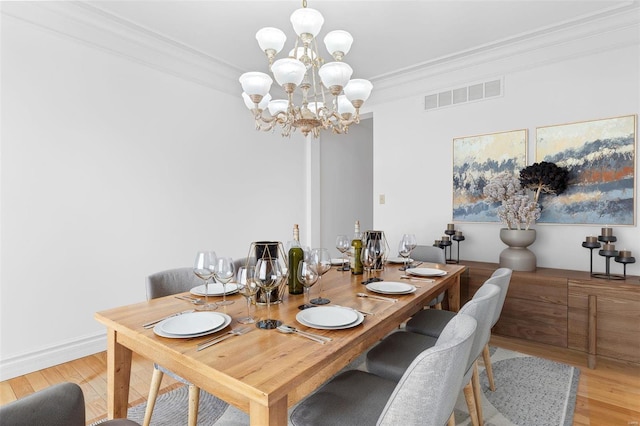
top-left (424, 77), bottom-right (503, 111)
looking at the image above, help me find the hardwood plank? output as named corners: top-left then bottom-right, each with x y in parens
top-left (0, 381), bottom-right (16, 404)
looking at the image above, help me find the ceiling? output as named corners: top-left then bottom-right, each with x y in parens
top-left (87, 0), bottom-right (634, 83)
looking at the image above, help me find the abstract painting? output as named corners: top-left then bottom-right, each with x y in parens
top-left (453, 129), bottom-right (528, 222)
top-left (536, 115), bottom-right (636, 225)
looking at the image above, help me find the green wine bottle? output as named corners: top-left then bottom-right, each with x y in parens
top-left (288, 224), bottom-right (304, 294)
top-left (350, 220), bottom-right (363, 275)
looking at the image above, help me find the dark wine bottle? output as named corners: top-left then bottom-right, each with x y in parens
top-left (288, 224), bottom-right (304, 294)
top-left (350, 220), bottom-right (363, 275)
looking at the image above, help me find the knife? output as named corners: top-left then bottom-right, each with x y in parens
top-left (143, 310), bottom-right (194, 329)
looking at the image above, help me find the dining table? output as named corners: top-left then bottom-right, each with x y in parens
top-left (95, 262), bottom-right (466, 426)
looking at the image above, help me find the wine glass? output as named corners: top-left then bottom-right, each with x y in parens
top-left (254, 257), bottom-right (285, 329)
top-left (398, 234), bottom-right (417, 271)
top-left (367, 237), bottom-right (385, 283)
top-left (335, 234), bottom-right (350, 271)
top-left (236, 266), bottom-right (258, 324)
top-left (361, 244), bottom-right (375, 285)
top-left (310, 248), bottom-right (332, 305)
top-left (193, 251), bottom-right (218, 311)
top-left (297, 260), bottom-right (319, 310)
top-left (214, 257), bottom-right (235, 306)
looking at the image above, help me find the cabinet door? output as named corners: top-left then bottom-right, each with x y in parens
top-left (469, 267), bottom-right (568, 347)
top-left (569, 280), bottom-right (640, 364)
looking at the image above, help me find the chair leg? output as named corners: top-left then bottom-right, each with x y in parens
top-left (188, 385), bottom-right (200, 426)
top-left (483, 344), bottom-right (496, 391)
top-left (463, 380), bottom-right (480, 426)
top-left (448, 412), bottom-right (456, 426)
top-left (143, 368), bottom-right (164, 426)
top-left (472, 362), bottom-right (484, 426)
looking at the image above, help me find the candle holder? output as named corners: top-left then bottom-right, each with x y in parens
top-left (615, 254), bottom-right (636, 279)
top-left (581, 239), bottom-right (601, 276)
top-left (582, 230), bottom-right (627, 280)
top-left (439, 237), bottom-right (453, 263)
top-left (452, 233), bottom-right (465, 264)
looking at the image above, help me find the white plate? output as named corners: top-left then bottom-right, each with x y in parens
top-left (366, 281), bottom-right (416, 294)
top-left (153, 312), bottom-right (231, 339)
top-left (386, 257), bottom-right (413, 264)
top-left (406, 267), bottom-right (447, 277)
top-left (190, 283), bottom-right (239, 296)
top-left (160, 312), bottom-right (225, 335)
top-left (297, 306), bottom-right (359, 327)
top-left (296, 308), bottom-right (364, 330)
top-left (331, 258), bottom-right (346, 265)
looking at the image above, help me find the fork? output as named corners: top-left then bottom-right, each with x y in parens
top-left (196, 327), bottom-right (250, 351)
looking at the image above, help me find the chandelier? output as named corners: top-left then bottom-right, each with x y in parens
top-left (239, 0), bottom-right (373, 138)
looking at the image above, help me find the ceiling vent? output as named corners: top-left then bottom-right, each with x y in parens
top-left (424, 77), bottom-right (503, 111)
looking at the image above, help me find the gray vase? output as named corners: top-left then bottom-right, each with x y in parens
top-left (499, 228), bottom-right (537, 271)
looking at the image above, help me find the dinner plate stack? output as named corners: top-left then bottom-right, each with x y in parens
top-left (190, 283), bottom-right (239, 296)
top-left (365, 281), bottom-right (416, 295)
top-left (386, 256), bottom-right (413, 264)
top-left (296, 306), bottom-right (364, 330)
top-left (405, 267), bottom-right (447, 277)
top-left (153, 312), bottom-right (232, 338)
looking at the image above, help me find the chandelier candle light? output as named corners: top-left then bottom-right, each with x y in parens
top-left (239, 0), bottom-right (373, 138)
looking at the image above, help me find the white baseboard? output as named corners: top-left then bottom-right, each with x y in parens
top-left (0, 332), bottom-right (107, 381)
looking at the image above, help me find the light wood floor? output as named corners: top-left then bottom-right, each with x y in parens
top-left (1, 335), bottom-right (639, 425)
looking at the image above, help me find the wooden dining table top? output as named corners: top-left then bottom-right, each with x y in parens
top-left (95, 262), bottom-right (466, 426)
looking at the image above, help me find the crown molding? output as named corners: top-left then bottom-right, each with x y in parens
top-left (1, 1), bottom-right (242, 96)
top-left (2, 2), bottom-right (638, 105)
top-left (368, 3), bottom-right (640, 106)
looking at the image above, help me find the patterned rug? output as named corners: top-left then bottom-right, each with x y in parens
top-left (94, 347), bottom-right (579, 425)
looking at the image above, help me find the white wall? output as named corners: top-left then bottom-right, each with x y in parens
top-left (0, 12), bottom-right (307, 378)
top-left (371, 20), bottom-right (639, 274)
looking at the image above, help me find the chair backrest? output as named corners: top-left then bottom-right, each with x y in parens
top-left (0, 382), bottom-right (85, 426)
top-left (457, 282), bottom-right (501, 371)
top-left (377, 314), bottom-right (477, 426)
top-left (145, 267), bottom-right (202, 300)
top-left (410, 245), bottom-right (446, 264)
top-left (487, 267), bottom-right (512, 327)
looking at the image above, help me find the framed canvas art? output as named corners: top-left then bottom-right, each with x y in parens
top-left (536, 115), bottom-right (636, 225)
top-left (452, 129), bottom-right (528, 222)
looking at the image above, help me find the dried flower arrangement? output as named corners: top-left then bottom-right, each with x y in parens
top-left (483, 162), bottom-right (569, 230)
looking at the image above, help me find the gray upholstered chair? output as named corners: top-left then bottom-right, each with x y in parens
top-left (366, 283), bottom-right (501, 426)
top-left (406, 267), bottom-right (512, 391)
top-left (290, 314), bottom-right (477, 426)
top-left (0, 382), bottom-right (140, 426)
top-left (411, 245), bottom-right (446, 309)
top-left (144, 267), bottom-right (204, 426)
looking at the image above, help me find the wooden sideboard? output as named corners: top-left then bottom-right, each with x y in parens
top-left (461, 261), bottom-right (640, 367)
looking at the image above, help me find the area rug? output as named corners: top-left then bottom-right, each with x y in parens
top-left (94, 347), bottom-right (579, 425)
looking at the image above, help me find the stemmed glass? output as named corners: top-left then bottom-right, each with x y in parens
top-left (254, 257), bottom-right (285, 329)
top-left (236, 266), bottom-right (257, 324)
top-left (309, 248), bottom-right (331, 305)
top-left (398, 234), bottom-right (417, 271)
top-left (335, 234), bottom-right (350, 271)
top-left (193, 251), bottom-right (218, 311)
top-left (214, 257), bottom-right (235, 306)
top-left (361, 244), bottom-right (375, 285)
top-left (297, 260), bottom-right (319, 310)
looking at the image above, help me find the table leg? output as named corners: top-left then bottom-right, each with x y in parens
top-left (447, 274), bottom-right (461, 312)
top-left (249, 396), bottom-right (288, 426)
top-left (107, 328), bottom-right (132, 419)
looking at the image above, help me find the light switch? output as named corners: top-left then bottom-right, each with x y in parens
top-left (379, 194), bottom-right (385, 204)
